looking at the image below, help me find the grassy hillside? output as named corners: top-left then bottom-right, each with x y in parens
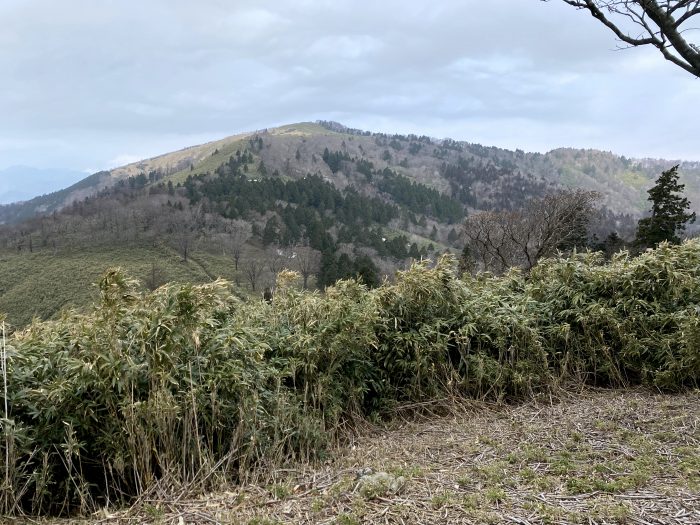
top-left (0, 240), bottom-right (395, 329)
top-left (112, 122), bottom-right (337, 185)
top-left (165, 122), bottom-right (339, 185)
top-left (0, 243), bottom-right (277, 328)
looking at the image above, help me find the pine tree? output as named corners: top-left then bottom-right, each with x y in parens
top-left (603, 231), bottom-right (625, 258)
top-left (317, 250), bottom-right (337, 289)
top-left (262, 216), bottom-right (279, 246)
top-left (636, 165), bottom-right (695, 248)
top-left (458, 244), bottom-right (475, 275)
top-left (353, 255), bottom-right (380, 288)
top-left (429, 225), bottom-right (438, 241)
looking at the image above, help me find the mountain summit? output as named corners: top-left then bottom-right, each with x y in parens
top-left (2, 121), bottom-right (698, 224)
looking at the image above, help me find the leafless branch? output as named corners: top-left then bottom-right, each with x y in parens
top-left (551, 0), bottom-right (700, 77)
top-left (463, 190), bottom-right (599, 273)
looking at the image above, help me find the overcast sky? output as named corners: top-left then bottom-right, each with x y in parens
top-left (1, 0), bottom-right (698, 182)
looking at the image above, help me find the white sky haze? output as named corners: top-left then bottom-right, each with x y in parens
top-left (0, 0), bottom-right (698, 188)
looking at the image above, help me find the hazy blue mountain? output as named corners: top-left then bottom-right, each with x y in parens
top-left (0, 166), bottom-right (88, 204)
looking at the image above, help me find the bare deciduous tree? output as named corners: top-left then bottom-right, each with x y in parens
top-left (169, 207), bottom-right (204, 262)
top-left (463, 211), bottom-right (524, 274)
top-left (144, 261), bottom-right (167, 291)
top-left (223, 219), bottom-right (251, 271)
top-left (464, 190), bottom-right (599, 273)
top-left (266, 245), bottom-right (291, 277)
top-left (242, 258), bottom-right (265, 292)
top-left (294, 245), bottom-right (321, 289)
top-left (552, 1), bottom-right (700, 77)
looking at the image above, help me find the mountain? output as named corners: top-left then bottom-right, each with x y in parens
top-left (0, 166), bottom-right (88, 205)
top-left (2, 122), bottom-right (698, 224)
top-left (1, 120), bottom-right (699, 326)
top-left (0, 171), bottom-right (115, 224)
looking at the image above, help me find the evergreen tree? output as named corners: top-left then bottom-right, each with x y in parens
top-left (603, 231), bottom-right (625, 258)
top-left (636, 165), bottom-right (696, 247)
top-left (317, 250), bottom-right (338, 289)
top-left (336, 253), bottom-right (354, 279)
top-left (353, 254), bottom-right (380, 288)
top-left (262, 216), bottom-right (280, 246)
top-left (447, 228), bottom-right (459, 244)
top-left (429, 225), bottom-right (438, 241)
top-left (458, 244), bottom-right (475, 275)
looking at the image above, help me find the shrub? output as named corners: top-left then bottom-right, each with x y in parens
top-left (1, 242), bottom-right (699, 515)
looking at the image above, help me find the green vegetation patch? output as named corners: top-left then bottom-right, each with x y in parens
top-left (0, 244), bottom-right (218, 327)
top-left (619, 169), bottom-right (651, 190)
top-left (166, 138), bottom-right (253, 185)
top-left (2, 241), bottom-right (700, 517)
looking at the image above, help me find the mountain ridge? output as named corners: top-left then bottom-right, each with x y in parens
top-left (1, 121), bottom-right (698, 226)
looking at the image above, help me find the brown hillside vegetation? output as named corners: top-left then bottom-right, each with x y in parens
top-left (45, 389), bottom-right (699, 524)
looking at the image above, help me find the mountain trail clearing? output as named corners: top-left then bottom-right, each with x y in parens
top-left (45, 389), bottom-right (699, 524)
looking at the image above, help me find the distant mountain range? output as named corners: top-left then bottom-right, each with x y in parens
top-left (0, 166), bottom-right (87, 205)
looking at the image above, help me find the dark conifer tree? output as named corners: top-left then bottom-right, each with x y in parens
top-left (636, 165), bottom-right (695, 247)
top-left (353, 254), bottom-right (380, 288)
top-left (262, 216), bottom-right (280, 246)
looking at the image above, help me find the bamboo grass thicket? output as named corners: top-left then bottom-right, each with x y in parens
top-left (1, 318), bottom-right (7, 513)
top-left (1, 241), bottom-right (700, 515)
top-left (2, 320), bottom-right (6, 420)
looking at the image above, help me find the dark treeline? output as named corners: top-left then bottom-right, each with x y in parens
top-left (316, 120), bottom-right (433, 145)
top-left (186, 171), bottom-right (397, 232)
top-left (183, 155), bottom-right (406, 261)
top-left (377, 168), bottom-right (463, 224)
top-left (317, 251), bottom-right (382, 288)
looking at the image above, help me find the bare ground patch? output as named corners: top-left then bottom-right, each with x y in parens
top-left (39, 389), bottom-right (700, 524)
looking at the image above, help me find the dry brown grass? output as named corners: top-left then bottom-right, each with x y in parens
top-left (36, 388), bottom-right (699, 525)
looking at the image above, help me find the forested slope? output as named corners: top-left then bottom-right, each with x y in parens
top-left (1, 121), bottom-right (697, 326)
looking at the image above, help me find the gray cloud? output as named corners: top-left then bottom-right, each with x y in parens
top-left (0, 0), bottom-right (698, 182)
